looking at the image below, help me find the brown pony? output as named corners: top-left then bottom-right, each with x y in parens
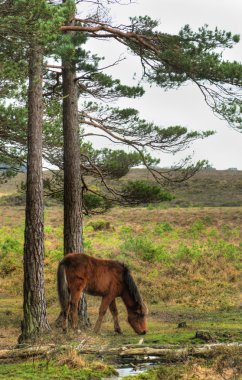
top-left (57, 253), bottom-right (147, 335)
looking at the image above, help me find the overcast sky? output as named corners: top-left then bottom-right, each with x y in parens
top-left (83, 0), bottom-right (242, 170)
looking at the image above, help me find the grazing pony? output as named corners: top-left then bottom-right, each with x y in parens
top-left (57, 253), bottom-right (147, 335)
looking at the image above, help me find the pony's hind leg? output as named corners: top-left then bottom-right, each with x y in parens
top-left (69, 281), bottom-right (86, 331)
top-left (62, 304), bottom-right (70, 333)
top-left (109, 299), bottom-right (122, 334)
top-left (70, 297), bottom-right (79, 330)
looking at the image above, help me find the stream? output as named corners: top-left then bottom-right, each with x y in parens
top-left (117, 365), bottom-right (152, 378)
top-left (110, 362), bottom-right (155, 379)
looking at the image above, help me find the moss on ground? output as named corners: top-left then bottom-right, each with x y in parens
top-left (0, 360), bottom-right (117, 380)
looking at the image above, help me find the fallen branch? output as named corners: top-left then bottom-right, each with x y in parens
top-left (0, 342), bottom-right (241, 362)
top-left (118, 343), bottom-right (242, 362)
top-left (0, 345), bottom-right (57, 360)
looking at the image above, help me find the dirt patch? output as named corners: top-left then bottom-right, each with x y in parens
top-left (150, 309), bottom-right (203, 323)
top-left (0, 327), bottom-right (19, 349)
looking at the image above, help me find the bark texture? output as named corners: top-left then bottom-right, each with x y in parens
top-left (62, 62), bottom-right (82, 255)
top-left (61, 10), bottom-right (89, 324)
top-left (62, 58), bottom-right (90, 325)
top-left (19, 44), bottom-right (49, 342)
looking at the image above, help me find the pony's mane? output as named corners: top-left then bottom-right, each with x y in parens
top-left (123, 265), bottom-right (143, 308)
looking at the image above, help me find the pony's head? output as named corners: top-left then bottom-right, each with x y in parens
top-left (127, 302), bottom-right (148, 335)
top-left (123, 265), bottom-right (148, 334)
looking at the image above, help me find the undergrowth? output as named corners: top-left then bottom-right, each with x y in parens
top-left (0, 206), bottom-right (242, 380)
top-left (0, 206), bottom-right (241, 309)
top-left (123, 346), bottom-right (242, 380)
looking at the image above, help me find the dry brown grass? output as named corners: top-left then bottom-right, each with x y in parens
top-left (182, 346), bottom-right (242, 380)
top-left (182, 364), bottom-right (235, 380)
top-left (57, 350), bottom-right (87, 368)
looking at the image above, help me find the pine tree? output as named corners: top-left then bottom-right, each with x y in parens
top-left (41, 0), bottom-right (242, 212)
top-left (20, 42), bottom-right (50, 342)
top-left (53, 1), bottom-right (242, 324)
top-left (0, 0), bottom-right (66, 341)
top-left (1, 0), bottom-right (241, 336)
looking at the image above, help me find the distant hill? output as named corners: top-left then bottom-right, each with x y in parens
top-left (1, 169), bottom-right (242, 207)
top-left (124, 168), bottom-right (242, 207)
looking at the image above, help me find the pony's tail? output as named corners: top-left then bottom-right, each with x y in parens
top-left (57, 262), bottom-right (70, 312)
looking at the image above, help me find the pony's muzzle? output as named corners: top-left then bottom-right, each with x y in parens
top-left (139, 330), bottom-right (147, 335)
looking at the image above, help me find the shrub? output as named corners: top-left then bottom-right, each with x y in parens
top-left (87, 219), bottom-right (113, 231)
top-left (155, 222), bottom-right (173, 235)
top-left (188, 220), bottom-right (206, 237)
top-left (175, 243), bottom-right (203, 261)
top-left (0, 238), bottom-right (22, 257)
top-left (121, 180), bottom-right (173, 204)
top-left (83, 192), bottom-right (111, 212)
top-left (83, 238), bottom-right (92, 250)
top-left (46, 248), bottom-right (63, 262)
top-left (0, 193), bottom-right (25, 206)
top-left (121, 235), bottom-right (155, 260)
top-left (120, 234), bottom-right (167, 262)
top-left (44, 225), bottom-right (53, 234)
top-left (200, 215), bottom-right (213, 225)
top-left (0, 253), bottom-right (19, 277)
top-left (120, 225), bottom-right (133, 235)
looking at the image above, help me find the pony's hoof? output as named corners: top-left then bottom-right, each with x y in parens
top-left (115, 329), bottom-right (123, 335)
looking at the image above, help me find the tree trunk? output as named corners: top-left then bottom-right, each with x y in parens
top-left (19, 44), bottom-right (49, 342)
top-left (62, 62), bottom-right (83, 255)
top-left (62, 10), bottom-right (89, 326)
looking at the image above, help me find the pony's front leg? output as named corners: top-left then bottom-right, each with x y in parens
top-left (109, 299), bottom-right (122, 334)
top-left (94, 296), bottom-right (113, 333)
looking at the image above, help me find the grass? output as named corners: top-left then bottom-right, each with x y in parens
top-left (0, 203), bottom-right (241, 379)
top-left (0, 206), bottom-right (241, 333)
top-left (0, 359), bottom-right (117, 380)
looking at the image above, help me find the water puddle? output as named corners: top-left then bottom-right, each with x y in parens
top-left (110, 363), bottom-right (154, 379)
